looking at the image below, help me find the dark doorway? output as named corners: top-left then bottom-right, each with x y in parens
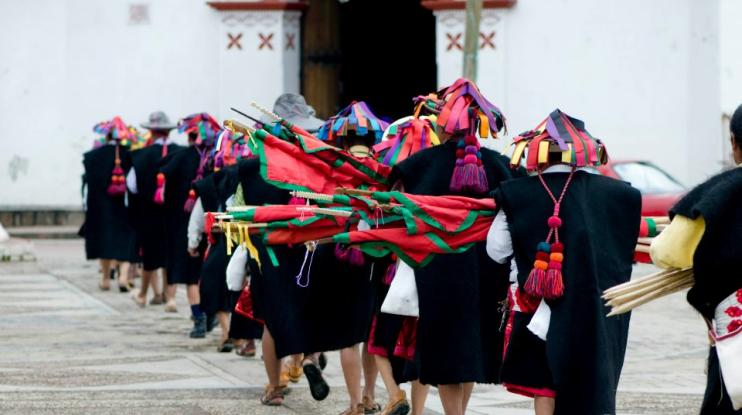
top-left (338, 0), bottom-right (437, 121)
top-left (302, 0), bottom-right (437, 121)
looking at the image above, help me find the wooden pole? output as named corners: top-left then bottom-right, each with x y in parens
top-left (462, 0), bottom-right (483, 81)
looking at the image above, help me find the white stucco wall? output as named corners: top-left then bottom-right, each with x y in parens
top-left (0, 0), bottom-right (300, 208)
top-left (0, 0), bottom-right (221, 208)
top-left (721, 0), bottom-right (742, 116)
top-left (437, 0), bottom-right (723, 187)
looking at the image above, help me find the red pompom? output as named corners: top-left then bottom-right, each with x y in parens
top-left (456, 149), bottom-right (465, 158)
top-left (547, 215), bottom-right (562, 228)
top-left (536, 251), bottom-right (550, 262)
top-left (464, 135), bottom-right (477, 146)
top-left (551, 242), bottom-right (564, 253)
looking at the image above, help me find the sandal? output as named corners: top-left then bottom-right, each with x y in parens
top-left (235, 340), bottom-right (256, 357)
top-left (302, 357), bottom-right (330, 401)
top-left (280, 363), bottom-right (303, 384)
top-left (339, 404), bottom-right (365, 415)
top-left (380, 390), bottom-right (410, 415)
top-left (363, 396), bottom-right (382, 414)
top-left (164, 300), bottom-right (177, 313)
top-left (260, 385), bottom-right (284, 406)
top-left (149, 294), bottom-right (164, 305)
top-left (217, 339), bottom-right (235, 353)
top-left (98, 282), bottom-right (111, 291)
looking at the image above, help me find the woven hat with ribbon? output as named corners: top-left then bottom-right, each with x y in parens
top-left (317, 101), bottom-right (389, 147)
top-left (375, 115), bottom-right (440, 166)
top-left (510, 109), bottom-right (608, 300)
top-left (177, 113), bottom-right (222, 212)
top-left (93, 116), bottom-right (138, 197)
top-left (415, 78), bottom-right (507, 194)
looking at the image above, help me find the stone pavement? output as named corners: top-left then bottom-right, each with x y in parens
top-left (0, 241), bottom-right (708, 414)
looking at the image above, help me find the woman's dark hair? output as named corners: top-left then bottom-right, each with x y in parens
top-left (732, 104), bottom-right (742, 146)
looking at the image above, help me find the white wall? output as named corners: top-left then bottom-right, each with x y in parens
top-left (437, 0), bottom-right (723, 186)
top-left (0, 0), bottom-right (221, 208)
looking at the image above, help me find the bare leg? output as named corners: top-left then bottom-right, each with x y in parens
top-left (374, 355), bottom-right (402, 403)
top-left (137, 270), bottom-right (157, 301)
top-left (186, 284), bottom-right (200, 305)
top-left (118, 262), bottom-right (130, 287)
top-left (166, 284), bottom-right (177, 304)
top-left (362, 345), bottom-right (378, 403)
top-left (340, 343), bottom-right (363, 407)
top-left (99, 259), bottom-right (112, 289)
top-left (217, 311), bottom-right (230, 343)
top-left (410, 380), bottom-right (430, 415)
top-left (461, 382), bottom-right (474, 413)
top-left (534, 396), bottom-right (555, 415)
top-left (262, 328), bottom-right (281, 387)
top-left (438, 383), bottom-right (464, 415)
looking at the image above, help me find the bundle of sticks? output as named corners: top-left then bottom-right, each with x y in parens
top-left (603, 267), bottom-right (694, 316)
top-left (634, 216), bottom-right (670, 254)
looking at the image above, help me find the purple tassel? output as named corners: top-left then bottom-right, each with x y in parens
top-left (334, 244), bottom-right (366, 266)
top-left (450, 163), bottom-right (488, 194)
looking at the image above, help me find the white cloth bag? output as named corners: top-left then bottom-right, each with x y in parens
top-left (226, 245), bottom-right (248, 291)
top-left (714, 326), bottom-right (742, 410)
top-left (380, 259), bottom-right (419, 317)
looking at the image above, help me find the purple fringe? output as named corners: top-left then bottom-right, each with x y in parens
top-left (450, 164), bottom-right (488, 194)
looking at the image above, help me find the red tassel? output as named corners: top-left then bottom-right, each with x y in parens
top-left (543, 269), bottom-right (564, 299)
top-left (183, 189), bottom-right (197, 212)
top-left (153, 173), bottom-right (165, 204)
top-left (524, 267), bottom-right (545, 297)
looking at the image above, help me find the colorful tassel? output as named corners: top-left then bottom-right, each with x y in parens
top-left (183, 189), bottom-right (197, 212)
top-left (524, 171), bottom-right (575, 300)
top-left (153, 172), bottom-right (165, 205)
top-left (106, 144), bottom-right (127, 196)
top-left (450, 132), bottom-right (488, 194)
top-left (317, 101), bottom-right (389, 146)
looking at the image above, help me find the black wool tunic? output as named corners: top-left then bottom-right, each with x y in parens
top-left (392, 139), bottom-right (518, 385)
top-left (82, 144), bottom-right (137, 261)
top-left (301, 246), bottom-right (382, 353)
top-left (128, 143), bottom-right (183, 271)
top-left (238, 159), bottom-right (312, 358)
top-left (160, 146), bottom-right (203, 285)
top-left (497, 172), bottom-right (641, 415)
top-left (670, 167), bottom-right (742, 415)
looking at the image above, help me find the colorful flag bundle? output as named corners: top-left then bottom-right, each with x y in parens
top-left (509, 109), bottom-right (609, 171)
top-left (317, 101), bottom-right (389, 145)
top-left (245, 127), bottom-right (392, 194)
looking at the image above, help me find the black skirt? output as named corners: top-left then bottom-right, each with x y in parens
top-left (249, 241), bottom-right (313, 359)
top-left (199, 236), bottom-right (232, 314)
top-left (302, 245), bottom-right (379, 353)
top-left (228, 289), bottom-right (264, 340)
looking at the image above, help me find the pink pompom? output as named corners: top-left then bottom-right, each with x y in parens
top-left (547, 216), bottom-right (562, 228)
top-left (463, 154), bottom-right (478, 164)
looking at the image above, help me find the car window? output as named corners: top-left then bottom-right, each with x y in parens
top-left (613, 162), bottom-right (685, 194)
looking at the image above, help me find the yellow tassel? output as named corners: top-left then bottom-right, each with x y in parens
top-left (225, 222), bottom-right (233, 255)
top-left (241, 224), bottom-right (262, 272)
top-left (537, 141), bottom-right (550, 164)
top-left (478, 113), bottom-right (490, 138)
top-left (562, 143), bottom-right (573, 163)
top-left (511, 141), bottom-right (528, 166)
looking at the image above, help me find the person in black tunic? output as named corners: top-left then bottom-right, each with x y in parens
top-left (126, 111), bottom-right (182, 307)
top-left (305, 101), bottom-right (390, 415)
top-left (82, 117), bottom-right (137, 291)
top-left (391, 79), bottom-right (516, 415)
top-left (651, 103), bottom-right (742, 415)
top-left (237, 157), bottom-right (315, 406)
top-left (158, 113), bottom-right (221, 316)
top-left (489, 110), bottom-right (641, 415)
top-left (369, 114), bottom-right (440, 415)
